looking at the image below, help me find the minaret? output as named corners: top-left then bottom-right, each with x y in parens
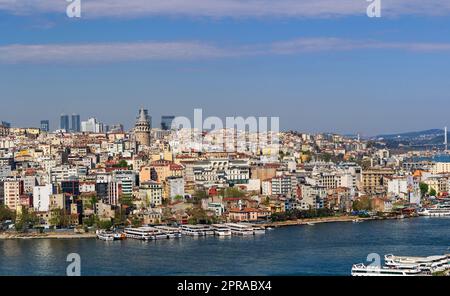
top-left (134, 108), bottom-right (151, 147)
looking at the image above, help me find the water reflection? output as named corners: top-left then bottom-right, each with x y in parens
top-left (1, 217), bottom-right (450, 275)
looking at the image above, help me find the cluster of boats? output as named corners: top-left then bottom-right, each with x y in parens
top-left (95, 230), bottom-right (126, 241)
top-left (351, 254), bottom-right (450, 276)
top-left (97, 223), bottom-right (266, 241)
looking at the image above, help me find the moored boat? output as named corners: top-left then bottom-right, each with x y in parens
top-left (211, 224), bottom-right (232, 236)
top-left (418, 204), bottom-right (450, 217)
top-left (225, 223), bottom-right (255, 236)
top-left (351, 263), bottom-right (423, 276)
top-left (96, 230), bottom-right (125, 241)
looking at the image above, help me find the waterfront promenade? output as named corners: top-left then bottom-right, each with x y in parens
top-left (0, 232), bottom-right (96, 240)
top-left (0, 215), bottom-right (386, 239)
top-left (260, 216), bottom-right (375, 228)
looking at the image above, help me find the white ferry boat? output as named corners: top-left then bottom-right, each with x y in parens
top-left (96, 230), bottom-right (114, 241)
top-left (180, 225), bottom-right (207, 236)
top-left (124, 227), bottom-right (168, 240)
top-left (351, 264), bottom-right (423, 276)
top-left (96, 230), bottom-right (126, 241)
top-left (154, 226), bottom-right (182, 239)
top-left (225, 223), bottom-right (255, 236)
top-left (385, 254), bottom-right (449, 273)
top-left (418, 204), bottom-right (450, 216)
top-left (211, 224), bottom-right (232, 236)
top-left (203, 225), bottom-right (215, 236)
top-left (253, 226), bottom-right (266, 235)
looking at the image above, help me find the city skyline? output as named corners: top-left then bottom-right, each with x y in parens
top-left (2, 108), bottom-right (450, 137)
top-left (3, 1), bottom-right (450, 282)
top-left (1, 1), bottom-right (450, 135)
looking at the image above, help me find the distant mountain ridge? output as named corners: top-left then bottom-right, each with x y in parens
top-left (373, 129), bottom-right (449, 149)
top-left (375, 129), bottom-right (444, 140)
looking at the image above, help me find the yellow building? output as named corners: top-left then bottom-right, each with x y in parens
top-left (140, 160), bottom-right (184, 183)
top-left (361, 169), bottom-right (395, 194)
top-left (431, 162), bottom-right (450, 174)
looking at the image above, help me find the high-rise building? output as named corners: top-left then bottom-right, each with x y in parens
top-left (109, 124), bottom-right (124, 133)
top-left (40, 120), bottom-right (50, 132)
top-left (4, 179), bottom-right (24, 211)
top-left (0, 123), bottom-right (9, 137)
top-left (60, 114), bottom-right (70, 131)
top-left (1, 121), bottom-right (11, 128)
top-left (81, 117), bottom-right (104, 133)
top-left (134, 108), bottom-right (151, 146)
top-left (161, 115), bottom-right (175, 130)
top-left (71, 114), bottom-right (81, 132)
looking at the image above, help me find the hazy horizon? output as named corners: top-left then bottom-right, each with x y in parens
top-left (1, 1), bottom-right (450, 136)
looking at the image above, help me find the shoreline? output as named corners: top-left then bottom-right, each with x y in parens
top-left (259, 214), bottom-right (419, 228)
top-left (0, 215), bottom-right (414, 240)
top-left (0, 232), bottom-right (97, 240)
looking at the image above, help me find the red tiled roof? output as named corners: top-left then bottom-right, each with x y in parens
top-left (229, 208), bottom-right (259, 213)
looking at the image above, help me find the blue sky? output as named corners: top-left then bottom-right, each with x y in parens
top-left (1, 0), bottom-right (450, 136)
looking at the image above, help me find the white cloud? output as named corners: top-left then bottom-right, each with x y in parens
top-left (0, 42), bottom-right (237, 63)
top-left (1, 38), bottom-right (450, 64)
top-left (1, 0), bottom-right (450, 18)
top-left (269, 38), bottom-right (450, 54)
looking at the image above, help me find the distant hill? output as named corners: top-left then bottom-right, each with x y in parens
top-left (375, 129), bottom-right (444, 141)
top-left (374, 129), bottom-right (448, 149)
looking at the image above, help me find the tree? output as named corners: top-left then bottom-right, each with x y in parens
top-left (49, 208), bottom-right (71, 228)
top-left (419, 183), bottom-right (429, 197)
top-left (115, 159), bottom-right (129, 168)
top-left (119, 195), bottom-right (134, 207)
top-left (352, 196), bottom-right (372, 211)
top-left (320, 153), bottom-right (333, 162)
top-left (131, 217), bottom-right (143, 228)
top-left (83, 196), bottom-right (98, 210)
top-left (89, 196), bottom-right (98, 209)
top-left (222, 187), bottom-right (245, 198)
top-left (83, 214), bottom-right (97, 227)
top-left (114, 206), bottom-right (127, 227)
top-left (187, 207), bottom-right (211, 224)
top-left (430, 188), bottom-right (437, 197)
top-left (174, 195), bottom-right (184, 201)
top-left (97, 219), bottom-right (113, 230)
top-left (0, 205), bottom-right (14, 222)
top-left (14, 207), bottom-right (38, 232)
top-left (190, 190), bottom-right (208, 204)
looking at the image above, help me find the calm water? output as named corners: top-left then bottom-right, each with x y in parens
top-left (1, 217), bottom-right (450, 276)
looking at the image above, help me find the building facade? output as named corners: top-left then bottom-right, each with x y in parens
top-left (134, 108), bottom-right (151, 147)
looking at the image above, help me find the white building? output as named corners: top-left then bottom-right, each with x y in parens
top-left (301, 184), bottom-right (327, 209)
top-left (193, 159), bottom-right (250, 186)
top-left (166, 176), bottom-right (185, 200)
top-left (139, 181), bottom-right (163, 207)
top-left (387, 177), bottom-right (409, 198)
top-left (81, 118), bottom-right (104, 133)
top-left (33, 184), bottom-right (55, 212)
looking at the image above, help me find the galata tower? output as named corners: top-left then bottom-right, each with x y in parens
top-left (134, 108), bottom-right (151, 146)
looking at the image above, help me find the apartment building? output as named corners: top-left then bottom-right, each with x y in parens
top-left (4, 179), bottom-right (24, 210)
top-left (361, 169), bottom-right (395, 194)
